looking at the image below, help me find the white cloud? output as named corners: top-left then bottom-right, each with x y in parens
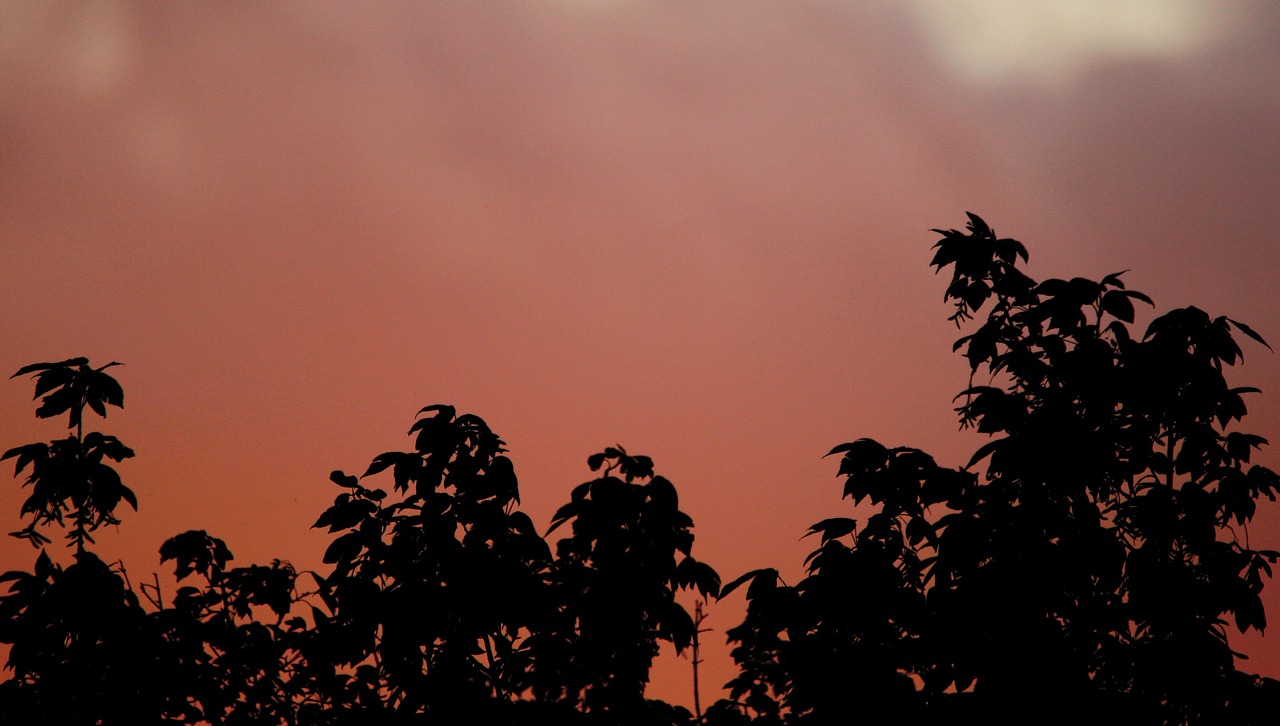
top-left (899, 0), bottom-right (1224, 83)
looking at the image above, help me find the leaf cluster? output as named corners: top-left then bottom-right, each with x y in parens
top-left (3, 359), bottom-right (135, 550)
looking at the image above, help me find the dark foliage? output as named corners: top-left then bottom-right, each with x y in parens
top-left (0, 361), bottom-right (712, 725)
top-left (712, 213), bottom-right (1280, 725)
top-left (2, 215), bottom-right (1277, 725)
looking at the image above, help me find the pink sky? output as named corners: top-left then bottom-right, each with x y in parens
top-left (3, 0), bottom-right (1279, 706)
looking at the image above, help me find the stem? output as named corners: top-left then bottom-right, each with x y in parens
top-left (692, 600), bottom-right (710, 722)
top-left (149, 573), bottom-right (163, 610)
top-left (74, 399), bottom-right (86, 555)
top-left (484, 633), bottom-right (504, 699)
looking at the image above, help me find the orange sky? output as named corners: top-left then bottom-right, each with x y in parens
top-left (3, 0), bottom-right (1280, 707)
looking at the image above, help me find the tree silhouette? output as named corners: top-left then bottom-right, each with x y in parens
top-left (1, 364), bottom-right (716, 724)
top-left (713, 214), bottom-right (1280, 725)
top-left (3, 215), bottom-right (1279, 725)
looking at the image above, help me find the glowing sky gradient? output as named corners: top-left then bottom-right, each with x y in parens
top-left (3, 0), bottom-right (1279, 706)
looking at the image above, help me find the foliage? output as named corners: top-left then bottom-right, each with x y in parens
top-left (0, 363), bottom-right (715, 724)
top-left (1, 215), bottom-right (1278, 725)
top-left (714, 213), bottom-right (1280, 725)
top-left (3, 358), bottom-right (134, 550)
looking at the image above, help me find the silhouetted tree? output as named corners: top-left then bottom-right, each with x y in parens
top-left (541, 446), bottom-right (719, 719)
top-left (4, 215), bottom-right (1279, 725)
top-left (306, 409), bottom-right (716, 724)
top-left (0, 360), bottom-right (198, 723)
top-left (714, 214), bottom-right (1280, 725)
top-left (1, 361), bottom-right (716, 724)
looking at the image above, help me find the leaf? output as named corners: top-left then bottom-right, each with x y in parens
top-left (322, 531), bottom-right (364, 565)
top-left (646, 475), bottom-right (678, 511)
top-left (625, 454), bottom-right (655, 480)
top-left (329, 470), bottom-right (359, 488)
top-left (906, 515), bottom-right (935, 546)
top-left (1124, 289), bottom-right (1154, 306)
top-left (803, 517), bottom-right (857, 543)
top-left (1101, 290), bottom-right (1135, 323)
top-left (2, 443), bottom-right (47, 476)
top-left (11, 358), bottom-right (87, 378)
top-left (965, 438), bottom-right (1004, 470)
top-left (34, 387), bottom-right (75, 421)
top-left (361, 453), bottom-right (408, 479)
top-left (416, 404), bottom-right (456, 420)
top-left (965, 211), bottom-right (992, 237)
top-left (546, 502), bottom-right (578, 535)
top-left (827, 438), bottom-right (888, 477)
top-left (88, 364), bottom-right (125, 409)
top-left (995, 237), bottom-right (1028, 264)
top-left (962, 324), bottom-right (998, 369)
top-left (507, 511), bottom-right (537, 537)
top-left (922, 467), bottom-right (972, 506)
top-left (930, 236), bottom-right (959, 269)
top-left (1101, 270), bottom-right (1129, 289)
top-left (718, 568), bottom-right (777, 600)
top-left (1234, 593), bottom-right (1266, 633)
top-left (31, 368), bottom-right (72, 399)
top-left (1228, 318), bottom-right (1272, 351)
top-left (1067, 277), bottom-right (1102, 305)
top-left (1105, 320), bottom-right (1132, 345)
top-left (0, 570), bottom-right (29, 585)
top-left (161, 530), bottom-right (233, 579)
top-left (488, 454), bottom-right (520, 504)
top-left (313, 499), bottom-right (374, 533)
top-left (119, 485), bottom-right (138, 510)
top-left (676, 557), bottom-right (722, 598)
top-left (1034, 278), bottom-right (1069, 297)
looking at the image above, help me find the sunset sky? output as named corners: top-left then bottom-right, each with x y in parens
top-left (3, 0), bottom-right (1280, 706)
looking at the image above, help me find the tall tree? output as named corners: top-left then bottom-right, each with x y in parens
top-left (0, 359), bottom-right (169, 723)
top-left (716, 214), bottom-right (1280, 725)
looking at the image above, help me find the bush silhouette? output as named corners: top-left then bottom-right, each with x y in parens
top-left (2, 215), bottom-right (1278, 725)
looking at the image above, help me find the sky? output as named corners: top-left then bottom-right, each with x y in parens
top-left (2, 0), bottom-right (1280, 708)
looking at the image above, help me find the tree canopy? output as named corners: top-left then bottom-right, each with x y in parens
top-left (2, 214), bottom-right (1277, 725)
